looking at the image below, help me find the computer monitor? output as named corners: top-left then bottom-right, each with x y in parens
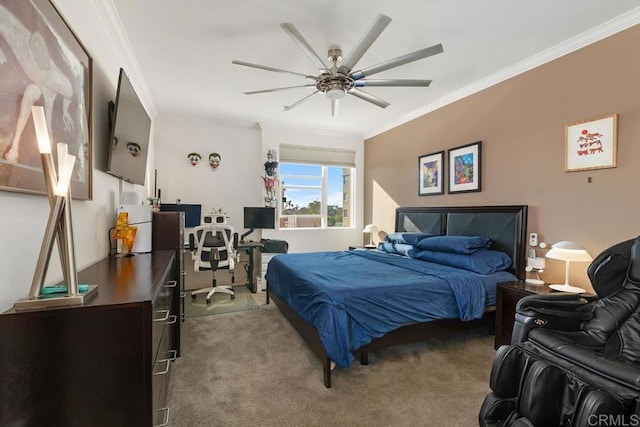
top-left (159, 204), bottom-right (202, 228)
top-left (242, 207), bottom-right (275, 241)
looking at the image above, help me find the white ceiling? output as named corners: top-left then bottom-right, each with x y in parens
top-left (107, 0), bottom-right (640, 138)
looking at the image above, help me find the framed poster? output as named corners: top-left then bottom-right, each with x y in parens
top-left (418, 150), bottom-right (444, 196)
top-left (448, 141), bottom-right (482, 194)
top-left (565, 114), bottom-right (617, 172)
top-left (0, 0), bottom-right (93, 199)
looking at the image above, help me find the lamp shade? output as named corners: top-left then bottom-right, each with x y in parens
top-left (363, 224), bottom-right (379, 234)
top-left (545, 241), bottom-right (593, 262)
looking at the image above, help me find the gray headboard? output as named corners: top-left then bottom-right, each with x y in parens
top-left (395, 205), bottom-right (528, 279)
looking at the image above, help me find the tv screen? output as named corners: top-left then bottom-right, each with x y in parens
top-left (160, 204), bottom-right (202, 228)
top-left (244, 207), bottom-right (275, 229)
top-left (106, 68), bottom-right (151, 185)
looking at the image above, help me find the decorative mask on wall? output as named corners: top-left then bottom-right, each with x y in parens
top-left (209, 152), bottom-right (221, 170)
top-left (187, 152), bottom-right (202, 166)
top-left (126, 142), bottom-right (141, 157)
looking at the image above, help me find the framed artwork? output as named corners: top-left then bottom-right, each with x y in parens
top-left (0, 0), bottom-right (93, 199)
top-left (448, 141), bottom-right (482, 194)
top-left (418, 150), bottom-right (444, 196)
top-left (565, 114), bottom-right (617, 172)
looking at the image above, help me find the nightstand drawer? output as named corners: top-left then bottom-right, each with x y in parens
top-left (495, 281), bottom-right (552, 349)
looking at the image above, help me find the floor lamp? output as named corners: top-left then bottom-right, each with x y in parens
top-left (14, 106), bottom-right (97, 310)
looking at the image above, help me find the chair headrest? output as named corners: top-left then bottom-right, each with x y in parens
top-left (588, 237), bottom-right (638, 297)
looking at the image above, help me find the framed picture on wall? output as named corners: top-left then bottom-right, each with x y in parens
top-left (418, 150), bottom-right (444, 196)
top-left (0, 0), bottom-right (93, 199)
top-left (448, 141), bottom-right (482, 194)
top-left (565, 114), bottom-right (618, 172)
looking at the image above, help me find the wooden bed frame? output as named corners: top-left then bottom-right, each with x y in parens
top-left (267, 205), bottom-right (528, 388)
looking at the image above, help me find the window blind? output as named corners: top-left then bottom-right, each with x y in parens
top-left (279, 144), bottom-right (356, 168)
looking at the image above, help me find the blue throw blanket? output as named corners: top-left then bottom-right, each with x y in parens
top-left (266, 250), bottom-right (515, 367)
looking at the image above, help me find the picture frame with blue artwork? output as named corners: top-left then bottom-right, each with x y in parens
top-left (418, 150), bottom-right (444, 196)
top-left (448, 141), bottom-right (482, 194)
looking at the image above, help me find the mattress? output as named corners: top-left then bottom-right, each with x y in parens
top-left (266, 250), bottom-right (516, 367)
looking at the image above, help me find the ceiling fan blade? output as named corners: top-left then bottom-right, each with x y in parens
top-left (349, 44), bottom-right (444, 80)
top-left (280, 23), bottom-right (328, 71)
top-left (331, 99), bottom-right (339, 117)
top-left (338, 13), bottom-right (392, 76)
top-left (232, 60), bottom-right (317, 80)
top-left (283, 90), bottom-right (320, 111)
top-left (244, 84), bottom-right (316, 95)
top-left (353, 79), bottom-right (432, 88)
top-left (348, 88), bottom-right (390, 109)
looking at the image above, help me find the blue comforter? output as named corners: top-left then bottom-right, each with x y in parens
top-left (266, 250), bottom-right (516, 367)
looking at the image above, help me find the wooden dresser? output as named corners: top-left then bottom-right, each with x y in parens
top-left (0, 251), bottom-right (180, 427)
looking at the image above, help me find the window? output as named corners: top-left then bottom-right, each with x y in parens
top-left (279, 144), bottom-right (356, 229)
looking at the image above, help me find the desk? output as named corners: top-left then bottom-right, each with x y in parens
top-left (239, 241), bottom-right (263, 293)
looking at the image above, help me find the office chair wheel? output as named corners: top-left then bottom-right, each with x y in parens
top-left (206, 298), bottom-right (212, 304)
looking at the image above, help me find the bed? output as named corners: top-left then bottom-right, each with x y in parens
top-left (266, 205), bottom-right (528, 387)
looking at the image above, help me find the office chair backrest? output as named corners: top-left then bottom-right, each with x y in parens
top-left (203, 214), bottom-right (227, 225)
top-left (190, 224), bottom-right (237, 271)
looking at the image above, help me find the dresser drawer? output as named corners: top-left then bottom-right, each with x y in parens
top-left (152, 328), bottom-right (175, 427)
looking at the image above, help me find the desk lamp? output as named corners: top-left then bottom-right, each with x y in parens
top-left (545, 241), bottom-right (593, 293)
top-left (14, 106), bottom-right (98, 310)
top-left (363, 224), bottom-right (379, 248)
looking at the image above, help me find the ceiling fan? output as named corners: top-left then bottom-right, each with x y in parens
top-left (232, 13), bottom-right (443, 116)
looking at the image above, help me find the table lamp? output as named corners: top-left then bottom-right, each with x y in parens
top-left (545, 241), bottom-right (593, 293)
top-left (363, 224), bottom-right (379, 248)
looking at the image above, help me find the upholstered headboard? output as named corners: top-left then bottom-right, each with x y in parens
top-left (395, 205), bottom-right (528, 279)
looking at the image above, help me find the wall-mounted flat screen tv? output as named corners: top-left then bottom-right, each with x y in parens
top-left (106, 68), bottom-right (151, 186)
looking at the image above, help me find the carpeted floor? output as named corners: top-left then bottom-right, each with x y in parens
top-left (167, 299), bottom-right (495, 427)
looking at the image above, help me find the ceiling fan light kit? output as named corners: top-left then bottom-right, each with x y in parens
top-left (232, 13), bottom-right (443, 116)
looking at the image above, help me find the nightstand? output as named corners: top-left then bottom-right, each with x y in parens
top-left (495, 280), bottom-right (553, 349)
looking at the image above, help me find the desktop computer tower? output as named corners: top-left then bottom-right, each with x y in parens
top-left (116, 204), bottom-right (153, 253)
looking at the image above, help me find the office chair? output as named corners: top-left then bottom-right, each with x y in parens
top-left (189, 223), bottom-right (239, 303)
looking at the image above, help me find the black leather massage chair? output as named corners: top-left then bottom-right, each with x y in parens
top-left (480, 236), bottom-right (640, 426)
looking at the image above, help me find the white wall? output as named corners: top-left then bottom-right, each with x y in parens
top-left (153, 117), bottom-right (365, 253)
top-left (260, 124), bottom-right (365, 253)
top-left (153, 113), bottom-right (262, 236)
top-left (0, 0), bottom-right (154, 312)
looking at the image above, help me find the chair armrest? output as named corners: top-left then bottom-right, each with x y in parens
top-left (516, 294), bottom-right (596, 320)
top-left (511, 294), bottom-right (597, 344)
top-left (188, 233), bottom-right (196, 255)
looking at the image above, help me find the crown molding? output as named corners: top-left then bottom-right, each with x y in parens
top-left (365, 7), bottom-right (640, 140)
top-left (94, 0), bottom-right (158, 118)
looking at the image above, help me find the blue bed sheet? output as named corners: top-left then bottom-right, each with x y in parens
top-left (266, 250), bottom-right (516, 367)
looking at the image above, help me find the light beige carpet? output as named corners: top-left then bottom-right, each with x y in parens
top-left (167, 301), bottom-right (494, 427)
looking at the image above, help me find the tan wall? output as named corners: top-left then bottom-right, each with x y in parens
top-left (364, 25), bottom-right (640, 291)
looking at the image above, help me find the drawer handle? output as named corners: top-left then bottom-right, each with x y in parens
top-left (167, 315), bottom-right (178, 325)
top-left (164, 280), bottom-right (177, 288)
top-left (153, 359), bottom-right (170, 376)
top-left (154, 350), bottom-right (178, 376)
top-left (155, 407), bottom-right (170, 427)
top-left (154, 310), bottom-right (169, 322)
top-left (180, 291), bottom-right (186, 298)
